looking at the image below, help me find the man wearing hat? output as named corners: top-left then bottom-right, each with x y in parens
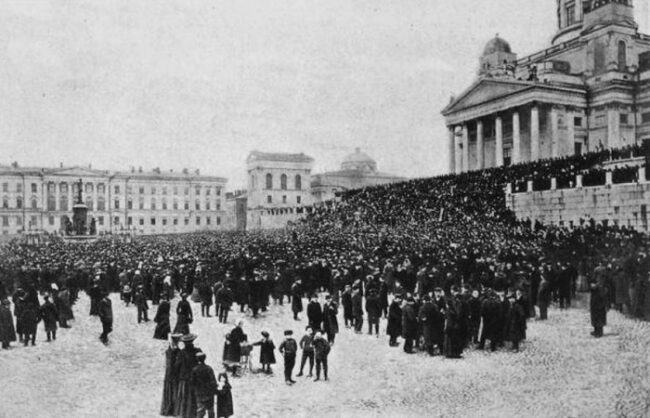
top-left (191, 351), bottom-right (217, 418)
top-left (386, 294), bottom-right (402, 347)
top-left (39, 293), bottom-right (59, 342)
top-left (279, 330), bottom-right (298, 385)
top-left (174, 292), bottom-right (193, 336)
top-left (401, 297), bottom-right (418, 353)
top-left (98, 291), bottom-right (113, 345)
top-left (134, 285), bottom-right (149, 324)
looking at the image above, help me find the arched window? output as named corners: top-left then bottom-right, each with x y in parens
top-left (60, 183), bottom-right (68, 193)
top-left (195, 199), bottom-right (201, 210)
top-left (280, 174), bottom-right (287, 190)
top-left (97, 183), bottom-right (105, 194)
top-left (48, 183), bottom-right (55, 193)
top-left (618, 40), bottom-right (627, 72)
top-left (85, 183), bottom-right (93, 193)
top-left (295, 174), bottom-right (302, 190)
top-left (16, 196), bottom-right (22, 209)
top-left (60, 195), bottom-right (68, 212)
top-left (31, 198), bottom-right (38, 210)
top-left (151, 198), bottom-right (156, 210)
top-left (266, 173), bottom-right (273, 190)
top-left (97, 196), bottom-right (106, 211)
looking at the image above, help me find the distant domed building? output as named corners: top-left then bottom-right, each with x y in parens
top-left (311, 148), bottom-right (405, 203)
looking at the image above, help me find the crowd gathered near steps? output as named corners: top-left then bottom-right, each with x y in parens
top-left (1, 145), bottom-right (650, 417)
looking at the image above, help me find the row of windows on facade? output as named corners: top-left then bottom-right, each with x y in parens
top-left (1, 182), bottom-right (221, 196)
top-left (253, 174), bottom-right (302, 190)
top-left (1, 196), bottom-right (221, 212)
top-left (0, 215), bottom-right (221, 228)
top-left (266, 195), bottom-right (302, 204)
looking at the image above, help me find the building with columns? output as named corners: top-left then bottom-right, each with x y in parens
top-left (0, 163), bottom-right (227, 236)
top-left (443, 0), bottom-right (650, 173)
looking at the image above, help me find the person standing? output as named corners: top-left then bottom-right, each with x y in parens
top-left (341, 285), bottom-right (353, 328)
top-left (175, 333), bottom-right (202, 418)
top-left (365, 289), bottom-right (381, 336)
top-left (98, 292), bottom-right (113, 345)
top-left (153, 295), bottom-right (172, 340)
top-left (297, 326), bottom-right (314, 377)
top-left (174, 292), bottom-right (193, 336)
top-left (216, 284), bottom-right (233, 324)
top-left (279, 330), bottom-right (298, 385)
top-left (39, 293), bottom-right (59, 342)
top-left (321, 295), bottom-right (339, 344)
top-left (0, 299), bottom-right (16, 349)
top-left (418, 295), bottom-right (436, 356)
top-left (306, 295), bottom-right (322, 331)
top-left (537, 274), bottom-right (551, 320)
top-left (506, 294), bottom-right (526, 352)
top-left (386, 295), bottom-right (402, 347)
top-left (401, 297), bottom-right (417, 353)
top-left (352, 287), bottom-right (364, 334)
top-left (589, 280), bottom-right (608, 338)
top-left (312, 330), bottom-right (330, 382)
top-left (191, 351), bottom-right (217, 418)
top-left (21, 299), bottom-right (40, 347)
top-left (291, 280), bottom-right (303, 321)
top-left (251, 331), bottom-right (276, 374)
top-left (134, 286), bottom-right (149, 323)
top-left (215, 373), bottom-right (233, 418)
top-left (160, 334), bottom-right (182, 416)
top-left (55, 285), bottom-right (73, 328)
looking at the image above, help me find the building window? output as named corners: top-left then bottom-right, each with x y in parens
top-left (31, 183), bottom-right (37, 193)
top-left (184, 187), bottom-right (189, 196)
top-left (114, 216), bottom-right (120, 226)
top-left (280, 174), bottom-right (287, 190)
top-left (1, 197), bottom-right (7, 209)
top-left (114, 199), bottom-right (120, 209)
top-left (162, 218), bottom-right (167, 226)
top-left (47, 195), bottom-right (55, 211)
top-left (16, 183), bottom-right (22, 193)
top-left (217, 203), bottom-right (221, 211)
top-left (173, 218), bottom-right (178, 226)
top-left (98, 216), bottom-right (105, 226)
top-left (282, 195), bottom-right (287, 204)
top-left (85, 183), bottom-right (93, 194)
top-left (206, 216), bottom-right (211, 225)
top-left (267, 195), bottom-right (272, 204)
top-left (217, 217), bottom-right (221, 225)
top-left (48, 183), bottom-right (55, 193)
top-left (162, 198), bottom-right (168, 210)
top-left (16, 196), bottom-right (22, 209)
top-left (184, 218), bottom-right (189, 225)
top-left (195, 200), bottom-right (200, 210)
top-left (618, 41), bottom-right (627, 72)
top-left (60, 183), bottom-right (68, 193)
top-left (297, 196), bottom-right (301, 204)
top-left (151, 186), bottom-right (156, 195)
top-left (196, 216), bottom-right (201, 225)
top-left (643, 112), bottom-right (650, 124)
top-left (16, 216), bottom-right (22, 226)
top-left (195, 186), bottom-right (201, 196)
top-left (620, 113), bottom-right (629, 125)
top-left (139, 186), bottom-right (145, 194)
top-left (114, 185), bottom-right (120, 194)
top-left (1, 183), bottom-right (7, 193)
top-left (151, 198), bottom-right (156, 210)
top-left (30, 216), bottom-right (37, 227)
top-left (151, 217), bottom-right (156, 225)
top-left (138, 197), bottom-right (144, 210)
top-left (295, 175), bottom-right (302, 190)
top-left (266, 174), bottom-right (273, 190)
top-left (127, 199), bottom-right (133, 210)
top-left (206, 201), bottom-right (211, 210)
top-left (162, 187), bottom-right (167, 195)
top-left (97, 197), bottom-right (105, 211)
top-left (48, 216), bottom-right (55, 226)
top-left (216, 188), bottom-right (221, 196)
top-left (138, 218), bottom-right (144, 226)
top-left (574, 117), bottom-right (582, 127)
top-left (86, 197), bottom-right (93, 211)
top-left (566, 4), bottom-right (575, 26)
top-left (126, 185), bottom-right (133, 195)
top-left (97, 183), bottom-right (105, 194)
top-left (184, 200), bottom-right (189, 210)
top-left (2, 216), bottom-right (8, 227)
top-left (206, 188), bottom-right (211, 196)
top-left (127, 217), bottom-right (133, 226)
top-left (173, 200), bottom-right (178, 210)
top-left (60, 196), bottom-right (68, 212)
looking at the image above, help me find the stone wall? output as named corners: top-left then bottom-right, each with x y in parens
top-left (506, 171), bottom-right (650, 231)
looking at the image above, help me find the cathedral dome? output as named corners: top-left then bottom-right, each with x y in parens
top-left (482, 36), bottom-right (512, 56)
top-left (341, 148), bottom-right (377, 172)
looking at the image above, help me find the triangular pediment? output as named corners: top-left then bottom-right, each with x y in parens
top-left (48, 166), bottom-right (108, 177)
top-left (442, 79), bottom-right (533, 115)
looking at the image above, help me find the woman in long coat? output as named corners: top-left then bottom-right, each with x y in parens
top-left (322, 298), bottom-right (339, 344)
top-left (153, 297), bottom-right (171, 340)
top-left (590, 281), bottom-right (608, 337)
top-left (55, 287), bottom-right (73, 327)
top-left (386, 296), bottom-right (402, 346)
top-left (0, 299), bottom-right (16, 349)
top-left (251, 331), bottom-right (276, 373)
top-left (222, 321), bottom-right (247, 374)
top-left (173, 293), bottom-right (193, 336)
top-left (160, 334), bottom-right (181, 416)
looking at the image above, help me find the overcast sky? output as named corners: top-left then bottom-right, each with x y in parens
top-left (1, 1), bottom-right (648, 188)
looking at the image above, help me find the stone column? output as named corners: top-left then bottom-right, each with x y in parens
top-left (531, 105), bottom-right (540, 161)
top-left (54, 182), bottom-right (60, 212)
top-left (448, 126), bottom-right (456, 174)
top-left (455, 136), bottom-right (462, 174)
top-left (476, 120), bottom-right (484, 170)
top-left (68, 183), bottom-right (73, 210)
top-left (566, 108), bottom-right (575, 156)
top-left (607, 107), bottom-right (620, 150)
top-left (512, 111), bottom-right (521, 164)
top-left (551, 178), bottom-right (557, 190)
top-left (462, 124), bottom-right (469, 172)
top-left (576, 174), bottom-right (583, 188)
top-left (495, 116), bottom-right (504, 167)
top-left (639, 166), bottom-right (646, 183)
top-left (551, 106), bottom-right (560, 158)
top-left (606, 171), bottom-right (613, 186)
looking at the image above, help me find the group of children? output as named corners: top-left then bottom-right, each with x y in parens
top-left (251, 326), bottom-right (332, 385)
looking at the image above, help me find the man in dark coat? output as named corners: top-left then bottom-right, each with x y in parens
top-left (418, 295), bottom-right (437, 355)
top-left (352, 288), bottom-right (364, 334)
top-left (0, 299), bottom-right (16, 349)
top-left (590, 281), bottom-right (608, 338)
top-left (39, 293), bottom-right (59, 342)
top-left (216, 284), bottom-right (233, 324)
top-left (537, 275), bottom-right (552, 320)
top-left (306, 295), bottom-right (323, 331)
top-left (401, 297), bottom-right (418, 353)
top-left (154, 296), bottom-right (172, 340)
top-left (506, 295), bottom-right (526, 351)
top-left (321, 295), bottom-right (339, 344)
top-left (55, 286), bottom-right (73, 328)
top-left (279, 330), bottom-right (298, 385)
top-left (467, 289), bottom-right (482, 345)
top-left (134, 286), bottom-right (149, 323)
top-left (341, 285), bottom-right (353, 328)
top-left (291, 280), bottom-right (303, 320)
top-left (365, 289), bottom-right (381, 336)
top-left (386, 295), bottom-right (402, 347)
top-left (20, 300), bottom-right (39, 346)
top-left (443, 287), bottom-right (464, 359)
top-left (160, 334), bottom-right (182, 417)
top-left (98, 292), bottom-right (113, 345)
top-left (312, 331), bottom-right (330, 381)
top-left (191, 351), bottom-right (217, 418)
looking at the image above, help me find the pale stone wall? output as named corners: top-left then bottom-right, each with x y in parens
top-left (506, 177), bottom-right (650, 232)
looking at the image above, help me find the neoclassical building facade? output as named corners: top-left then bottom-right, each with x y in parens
top-left (443, 0), bottom-right (650, 173)
top-left (0, 164), bottom-right (227, 236)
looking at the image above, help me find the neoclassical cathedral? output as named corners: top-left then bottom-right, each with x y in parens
top-left (443, 0), bottom-right (650, 173)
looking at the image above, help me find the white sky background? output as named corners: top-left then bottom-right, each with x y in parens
top-left (0, 1), bottom-right (648, 189)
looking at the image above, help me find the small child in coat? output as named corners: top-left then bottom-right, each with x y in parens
top-left (252, 330), bottom-right (276, 374)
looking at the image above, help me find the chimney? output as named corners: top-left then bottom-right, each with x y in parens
top-left (138, 166), bottom-right (143, 173)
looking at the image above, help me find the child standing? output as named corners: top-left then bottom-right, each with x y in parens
top-left (279, 330), bottom-right (298, 385)
top-left (216, 373), bottom-right (234, 418)
top-left (252, 331), bottom-right (276, 374)
top-left (297, 326), bottom-right (314, 377)
top-left (313, 330), bottom-right (331, 382)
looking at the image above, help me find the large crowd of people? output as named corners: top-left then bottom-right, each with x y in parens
top-left (1, 144), bottom-right (650, 416)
